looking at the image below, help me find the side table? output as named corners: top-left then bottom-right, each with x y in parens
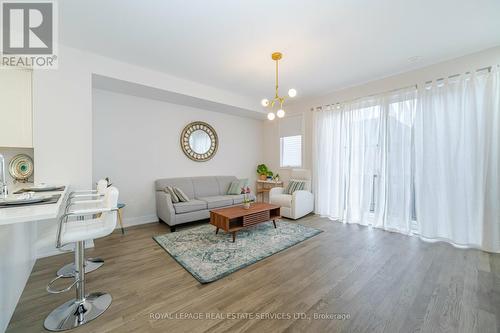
top-left (256, 180), bottom-right (284, 202)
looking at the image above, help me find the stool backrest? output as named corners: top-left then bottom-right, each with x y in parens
top-left (101, 186), bottom-right (119, 232)
top-left (96, 179), bottom-right (108, 194)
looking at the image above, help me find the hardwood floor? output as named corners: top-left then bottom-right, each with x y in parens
top-left (7, 216), bottom-right (500, 333)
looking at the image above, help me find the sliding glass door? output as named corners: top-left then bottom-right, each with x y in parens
top-left (314, 67), bottom-right (499, 253)
top-left (313, 87), bottom-right (416, 234)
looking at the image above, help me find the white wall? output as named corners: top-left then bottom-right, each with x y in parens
top-left (264, 46), bottom-right (500, 183)
top-left (92, 89), bottom-right (264, 226)
top-left (33, 45), bottom-right (261, 191)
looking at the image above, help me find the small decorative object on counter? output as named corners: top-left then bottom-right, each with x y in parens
top-left (241, 186), bottom-right (252, 209)
top-left (9, 154), bottom-right (33, 182)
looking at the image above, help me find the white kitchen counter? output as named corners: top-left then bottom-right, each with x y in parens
top-left (0, 185), bottom-right (68, 225)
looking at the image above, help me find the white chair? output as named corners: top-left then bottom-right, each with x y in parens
top-left (44, 186), bottom-right (119, 331)
top-left (57, 179), bottom-right (109, 278)
top-left (269, 169), bottom-right (314, 219)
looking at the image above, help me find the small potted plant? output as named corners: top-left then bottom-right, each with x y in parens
top-left (266, 171), bottom-right (273, 180)
top-left (241, 186), bottom-right (252, 209)
top-left (257, 164), bottom-right (269, 181)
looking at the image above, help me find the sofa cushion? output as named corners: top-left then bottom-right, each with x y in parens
top-left (192, 177), bottom-right (220, 198)
top-left (173, 200), bottom-right (207, 214)
top-left (270, 194), bottom-right (292, 208)
top-left (174, 210), bottom-right (210, 224)
top-left (197, 195), bottom-right (233, 209)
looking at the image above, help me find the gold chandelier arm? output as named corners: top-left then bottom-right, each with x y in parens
top-left (275, 58), bottom-right (279, 98)
top-left (264, 52), bottom-right (287, 114)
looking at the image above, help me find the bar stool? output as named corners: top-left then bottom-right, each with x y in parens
top-left (44, 186), bottom-right (119, 331)
top-left (57, 179), bottom-right (109, 278)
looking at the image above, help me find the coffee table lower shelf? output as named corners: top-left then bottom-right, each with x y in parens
top-left (209, 203), bottom-right (281, 242)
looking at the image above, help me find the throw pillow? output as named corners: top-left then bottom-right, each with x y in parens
top-left (239, 178), bottom-right (249, 192)
top-left (226, 179), bottom-right (250, 195)
top-left (226, 180), bottom-right (241, 195)
top-left (174, 187), bottom-right (190, 202)
top-left (285, 180), bottom-right (305, 194)
top-left (164, 186), bottom-right (179, 203)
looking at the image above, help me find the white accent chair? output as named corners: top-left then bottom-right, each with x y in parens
top-left (45, 186), bottom-right (119, 331)
top-left (269, 169), bottom-right (314, 219)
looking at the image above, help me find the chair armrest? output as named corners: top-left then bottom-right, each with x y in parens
top-left (65, 199), bottom-right (104, 213)
top-left (156, 191), bottom-right (175, 225)
top-left (69, 193), bottom-right (103, 200)
top-left (292, 190), bottom-right (314, 201)
top-left (69, 199), bottom-right (103, 205)
top-left (63, 206), bottom-right (116, 218)
top-left (69, 190), bottom-right (97, 198)
top-left (291, 190), bottom-right (315, 218)
top-left (269, 187), bottom-right (285, 197)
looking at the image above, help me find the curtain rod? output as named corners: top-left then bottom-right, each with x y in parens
top-left (311, 65), bottom-right (496, 112)
top-left (423, 65), bottom-right (492, 85)
top-left (311, 84), bottom-right (416, 111)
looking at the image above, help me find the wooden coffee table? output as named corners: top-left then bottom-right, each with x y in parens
top-left (210, 203), bottom-right (281, 242)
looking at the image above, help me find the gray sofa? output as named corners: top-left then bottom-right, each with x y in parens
top-left (155, 176), bottom-right (255, 231)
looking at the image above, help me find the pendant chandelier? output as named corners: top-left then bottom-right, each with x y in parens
top-left (261, 52), bottom-right (297, 120)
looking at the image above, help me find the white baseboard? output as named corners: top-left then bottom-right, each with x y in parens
top-left (120, 214), bottom-right (158, 228)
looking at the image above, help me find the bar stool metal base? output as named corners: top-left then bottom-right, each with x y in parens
top-left (57, 258), bottom-right (104, 278)
top-left (43, 292), bottom-right (112, 331)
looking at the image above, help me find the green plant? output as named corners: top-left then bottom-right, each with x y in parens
top-left (267, 171), bottom-right (273, 178)
top-left (257, 164), bottom-right (269, 176)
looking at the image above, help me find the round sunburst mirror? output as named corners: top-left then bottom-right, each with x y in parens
top-left (180, 122), bottom-right (218, 162)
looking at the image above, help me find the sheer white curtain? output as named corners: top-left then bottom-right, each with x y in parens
top-left (414, 67), bottom-right (500, 253)
top-left (313, 87), bottom-right (416, 234)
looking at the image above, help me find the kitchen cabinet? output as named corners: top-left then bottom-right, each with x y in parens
top-left (0, 69), bottom-right (32, 147)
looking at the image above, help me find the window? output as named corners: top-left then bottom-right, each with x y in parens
top-left (280, 135), bottom-right (302, 167)
top-left (279, 114), bottom-right (303, 168)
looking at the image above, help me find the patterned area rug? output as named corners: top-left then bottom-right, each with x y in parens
top-left (153, 221), bottom-right (322, 283)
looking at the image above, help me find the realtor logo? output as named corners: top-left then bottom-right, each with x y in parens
top-left (1, 1), bottom-right (58, 68)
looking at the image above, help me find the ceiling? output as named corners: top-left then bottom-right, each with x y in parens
top-left (60, 0), bottom-right (500, 105)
